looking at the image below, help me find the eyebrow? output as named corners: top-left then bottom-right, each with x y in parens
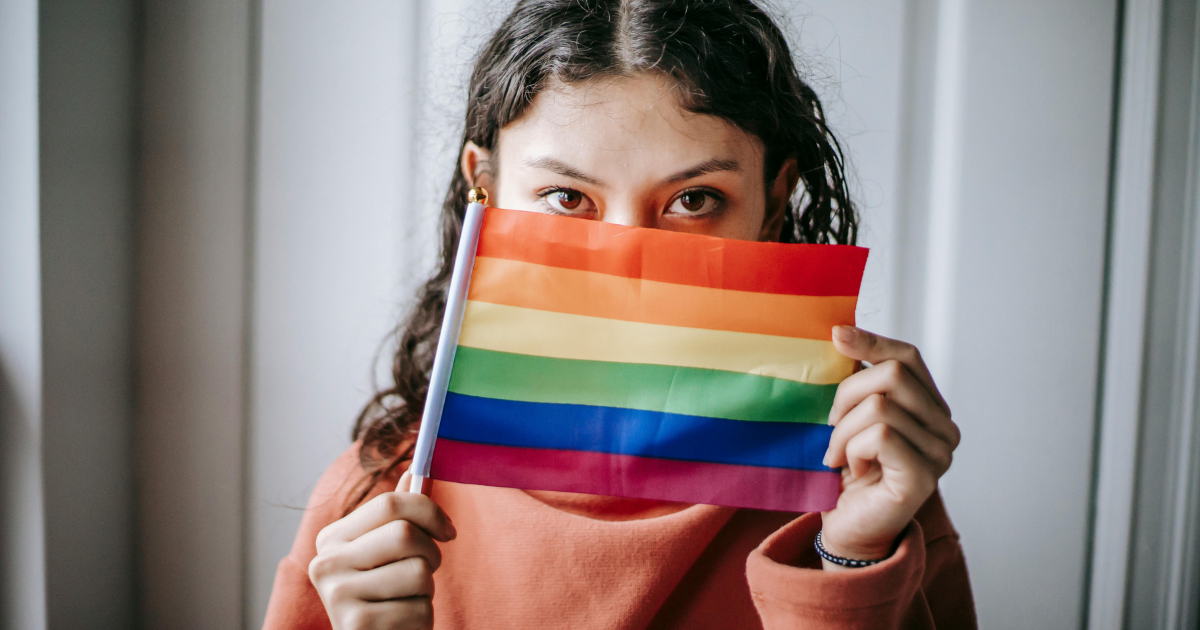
top-left (522, 156), bottom-right (742, 187)
top-left (524, 156), bottom-right (607, 187)
top-left (665, 158), bottom-right (742, 183)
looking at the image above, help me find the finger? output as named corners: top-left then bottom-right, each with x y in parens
top-left (832, 326), bottom-right (948, 414)
top-left (339, 598), bottom-right (434, 630)
top-left (828, 360), bottom-right (959, 448)
top-left (340, 556), bottom-right (436, 602)
top-left (825, 394), bottom-right (953, 474)
top-left (844, 423), bottom-right (938, 500)
top-left (342, 518), bottom-right (443, 571)
top-left (318, 492), bottom-right (456, 550)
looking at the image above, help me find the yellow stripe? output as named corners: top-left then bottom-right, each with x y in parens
top-left (458, 301), bottom-right (854, 385)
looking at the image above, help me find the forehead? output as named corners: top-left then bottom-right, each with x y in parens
top-left (497, 75), bottom-right (764, 171)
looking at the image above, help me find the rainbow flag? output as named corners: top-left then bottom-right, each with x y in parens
top-left (424, 206), bottom-right (867, 512)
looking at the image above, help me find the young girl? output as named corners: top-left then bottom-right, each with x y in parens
top-left (264, 1), bottom-right (974, 628)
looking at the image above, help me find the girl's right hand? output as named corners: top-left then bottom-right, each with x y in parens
top-left (308, 471), bottom-right (457, 630)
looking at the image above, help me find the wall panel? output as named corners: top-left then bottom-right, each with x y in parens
top-left (136, 1), bottom-right (254, 628)
top-left (38, 0), bottom-right (139, 626)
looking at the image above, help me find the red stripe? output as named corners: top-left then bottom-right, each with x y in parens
top-left (476, 207), bottom-right (868, 297)
top-left (430, 439), bottom-right (840, 513)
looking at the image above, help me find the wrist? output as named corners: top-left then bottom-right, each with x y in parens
top-left (817, 530), bottom-right (894, 564)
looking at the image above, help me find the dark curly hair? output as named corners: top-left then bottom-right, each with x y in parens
top-left (346, 0), bottom-right (858, 511)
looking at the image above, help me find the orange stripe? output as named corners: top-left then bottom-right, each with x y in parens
top-left (468, 257), bottom-right (856, 340)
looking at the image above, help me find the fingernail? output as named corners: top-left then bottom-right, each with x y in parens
top-left (833, 326), bottom-right (857, 344)
top-left (822, 450), bottom-right (832, 467)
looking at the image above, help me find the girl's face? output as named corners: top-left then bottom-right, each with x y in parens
top-left (462, 74), bottom-right (798, 241)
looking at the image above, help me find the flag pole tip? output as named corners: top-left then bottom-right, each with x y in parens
top-left (468, 187), bottom-right (489, 205)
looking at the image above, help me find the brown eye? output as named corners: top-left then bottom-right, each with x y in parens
top-left (556, 190), bottom-right (582, 210)
top-left (541, 187), bottom-right (595, 216)
top-left (679, 192), bottom-right (705, 212)
top-left (669, 190), bottom-right (720, 216)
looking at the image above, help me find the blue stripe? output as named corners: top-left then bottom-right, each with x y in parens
top-left (438, 392), bottom-right (835, 472)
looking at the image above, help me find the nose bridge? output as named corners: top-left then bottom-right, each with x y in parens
top-left (600, 195), bottom-right (655, 229)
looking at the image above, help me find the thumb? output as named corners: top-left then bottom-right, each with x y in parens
top-left (397, 470), bottom-right (413, 493)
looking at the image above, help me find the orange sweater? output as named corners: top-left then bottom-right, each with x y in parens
top-left (264, 444), bottom-right (976, 629)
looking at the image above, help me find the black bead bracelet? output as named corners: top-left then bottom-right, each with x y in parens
top-left (814, 531), bottom-right (888, 568)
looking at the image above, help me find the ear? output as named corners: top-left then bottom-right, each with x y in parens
top-left (461, 141), bottom-right (496, 191)
top-left (760, 157), bottom-right (799, 242)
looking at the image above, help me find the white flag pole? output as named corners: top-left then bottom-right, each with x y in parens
top-left (407, 188), bottom-right (488, 494)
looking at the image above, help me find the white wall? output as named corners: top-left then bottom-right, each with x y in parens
top-left (936, 3), bottom-right (1116, 627)
top-left (0, 1), bottom-right (47, 628)
top-left (247, 1), bottom-right (420, 624)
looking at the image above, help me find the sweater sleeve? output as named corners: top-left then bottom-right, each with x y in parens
top-left (262, 443), bottom-right (396, 630)
top-left (745, 491), bottom-right (977, 630)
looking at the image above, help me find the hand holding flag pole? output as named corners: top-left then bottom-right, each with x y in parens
top-left (406, 187), bottom-right (489, 495)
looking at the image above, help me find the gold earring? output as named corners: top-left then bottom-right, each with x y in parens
top-left (467, 187), bottom-right (489, 205)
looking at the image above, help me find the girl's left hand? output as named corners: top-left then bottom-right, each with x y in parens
top-left (818, 326), bottom-right (960, 570)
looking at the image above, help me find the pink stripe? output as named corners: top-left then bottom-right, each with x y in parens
top-left (430, 439), bottom-right (840, 513)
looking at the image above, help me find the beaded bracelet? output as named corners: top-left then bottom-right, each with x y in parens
top-left (814, 531), bottom-right (888, 568)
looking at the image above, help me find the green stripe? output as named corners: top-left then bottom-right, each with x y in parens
top-left (448, 346), bottom-right (836, 425)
